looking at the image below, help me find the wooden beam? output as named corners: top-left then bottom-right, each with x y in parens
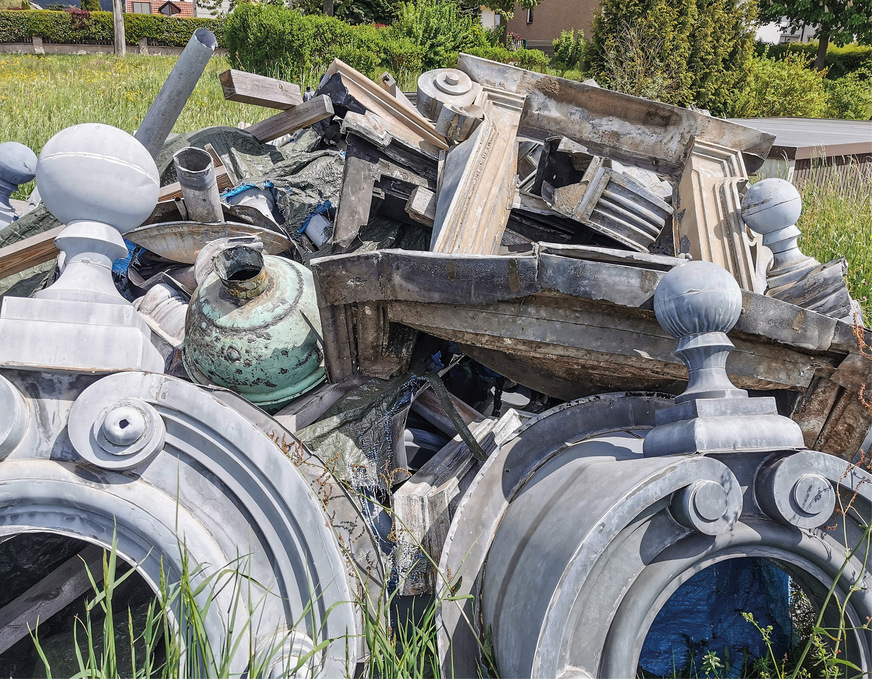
top-left (0, 544), bottom-right (104, 655)
top-left (112, 0), bottom-right (125, 57)
top-left (218, 69), bottom-right (303, 110)
top-left (0, 226), bottom-right (63, 280)
top-left (246, 95), bottom-right (335, 143)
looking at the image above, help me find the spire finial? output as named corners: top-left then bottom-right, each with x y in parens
top-left (644, 261), bottom-right (805, 457)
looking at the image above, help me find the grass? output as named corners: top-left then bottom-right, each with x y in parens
top-left (0, 53), bottom-right (274, 198)
top-left (795, 160), bottom-right (872, 321)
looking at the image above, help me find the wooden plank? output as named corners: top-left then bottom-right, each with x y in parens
top-left (0, 226), bottom-right (63, 280)
top-left (219, 69), bottom-right (303, 110)
top-left (0, 544), bottom-right (104, 654)
top-left (247, 95), bottom-right (334, 143)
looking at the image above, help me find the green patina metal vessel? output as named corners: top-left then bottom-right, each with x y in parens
top-left (183, 245), bottom-right (326, 410)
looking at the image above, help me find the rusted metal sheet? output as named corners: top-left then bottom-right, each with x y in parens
top-left (310, 247), bottom-right (870, 457)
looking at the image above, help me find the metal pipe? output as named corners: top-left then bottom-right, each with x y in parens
top-left (173, 147), bottom-right (223, 224)
top-left (0, 142), bottom-right (37, 228)
top-left (135, 29), bottom-right (217, 158)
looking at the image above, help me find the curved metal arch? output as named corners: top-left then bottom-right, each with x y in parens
top-left (0, 461), bottom-right (235, 659)
top-left (597, 519), bottom-right (872, 677)
top-left (0, 370), bottom-right (366, 677)
top-left (437, 392), bottom-right (674, 678)
top-left (438, 391), bottom-right (872, 679)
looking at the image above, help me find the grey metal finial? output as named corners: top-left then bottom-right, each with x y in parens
top-left (0, 142), bottom-right (37, 228)
top-left (653, 260), bottom-right (747, 404)
top-left (0, 123), bottom-right (164, 373)
top-left (742, 178), bottom-right (856, 321)
top-left (742, 179), bottom-right (813, 288)
top-left (644, 261), bottom-right (805, 456)
top-left (35, 123), bottom-right (159, 304)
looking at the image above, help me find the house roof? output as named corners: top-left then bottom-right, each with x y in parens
top-left (727, 117), bottom-right (872, 159)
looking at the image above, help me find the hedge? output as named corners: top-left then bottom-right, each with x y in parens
top-left (224, 3), bottom-right (550, 89)
top-left (755, 41), bottom-right (872, 80)
top-left (0, 9), bottom-right (224, 47)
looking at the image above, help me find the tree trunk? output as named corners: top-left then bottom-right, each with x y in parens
top-left (815, 26), bottom-right (829, 71)
top-left (323, 0), bottom-right (334, 16)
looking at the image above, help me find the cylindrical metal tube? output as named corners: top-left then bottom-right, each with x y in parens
top-left (135, 28), bottom-right (217, 158)
top-left (173, 147), bottom-right (223, 224)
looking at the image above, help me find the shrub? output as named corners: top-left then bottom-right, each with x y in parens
top-left (224, 3), bottom-right (426, 89)
top-left (80, 0), bottom-right (100, 11)
top-left (826, 68), bottom-right (872, 119)
top-left (0, 9), bottom-right (224, 46)
top-left (729, 53), bottom-right (829, 118)
top-left (388, 0), bottom-right (488, 71)
top-left (756, 41), bottom-right (872, 80)
top-left (464, 44), bottom-right (550, 72)
top-left (588, 0), bottom-right (755, 113)
top-left (552, 28), bottom-right (584, 74)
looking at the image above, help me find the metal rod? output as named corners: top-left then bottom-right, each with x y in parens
top-left (135, 29), bottom-right (217, 158)
top-left (173, 147), bottom-right (223, 224)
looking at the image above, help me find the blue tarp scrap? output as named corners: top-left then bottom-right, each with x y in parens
top-left (639, 558), bottom-right (792, 677)
top-left (220, 180), bottom-right (275, 201)
top-left (298, 199), bottom-right (334, 236)
top-left (111, 239), bottom-right (138, 275)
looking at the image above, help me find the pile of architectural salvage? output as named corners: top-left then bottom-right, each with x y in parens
top-left (0, 29), bottom-right (871, 674)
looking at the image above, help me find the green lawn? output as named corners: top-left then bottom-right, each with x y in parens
top-left (0, 53), bottom-right (273, 194)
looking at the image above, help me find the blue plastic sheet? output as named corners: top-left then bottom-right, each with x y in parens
top-left (639, 558), bottom-right (791, 676)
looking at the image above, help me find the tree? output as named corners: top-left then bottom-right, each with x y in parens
top-left (758, 0), bottom-right (872, 70)
top-left (81, 0), bottom-right (101, 10)
top-left (588, 0), bottom-right (757, 115)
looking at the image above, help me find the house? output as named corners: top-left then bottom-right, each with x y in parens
top-left (499, 0), bottom-right (600, 55)
top-left (126, 0), bottom-right (194, 16)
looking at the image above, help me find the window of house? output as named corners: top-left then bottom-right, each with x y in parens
top-left (132, 2), bottom-right (151, 13)
top-left (526, 8), bottom-right (533, 23)
top-left (159, 2), bottom-right (180, 14)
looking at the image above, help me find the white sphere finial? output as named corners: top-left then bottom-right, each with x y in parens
top-left (37, 123), bottom-right (159, 235)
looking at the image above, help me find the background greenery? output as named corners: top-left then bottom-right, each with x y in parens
top-left (0, 9), bottom-right (224, 46)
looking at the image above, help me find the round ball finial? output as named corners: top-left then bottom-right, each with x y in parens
top-left (0, 142), bottom-right (38, 187)
top-left (37, 123), bottom-right (159, 234)
top-left (654, 261), bottom-right (743, 340)
top-left (741, 178), bottom-right (802, 236)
